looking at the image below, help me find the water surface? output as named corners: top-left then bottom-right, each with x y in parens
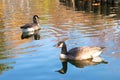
top-left (0, 0), bottom-right (120, 80)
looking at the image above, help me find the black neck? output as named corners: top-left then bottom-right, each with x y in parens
top-left (33, 19), bottom-right (38, 24)
top-left (61, 42), bottom-right (67, 54)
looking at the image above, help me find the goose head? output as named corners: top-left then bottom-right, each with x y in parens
top-left (57, 41), bottom-right (67, 55)
top-left (57, 41), bottom-right (65, 48)
top-left (33, 15), bottom-right (39, 24)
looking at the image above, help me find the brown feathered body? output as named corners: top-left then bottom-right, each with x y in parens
top-left (57, 41), bottom-right (105, 60)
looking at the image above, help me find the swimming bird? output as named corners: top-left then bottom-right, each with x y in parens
top-left (20, 15), bottom-right (40, 32)
top-left (57, 41), bottom-right (105, 60)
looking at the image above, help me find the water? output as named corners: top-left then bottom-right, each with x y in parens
top-left (0, 0), bottom-right (120, 80)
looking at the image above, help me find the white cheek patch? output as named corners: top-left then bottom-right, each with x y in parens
top-left (35, 17), bottom-right (37, 19)
top-left (58, 43), bottom-right (63, 48)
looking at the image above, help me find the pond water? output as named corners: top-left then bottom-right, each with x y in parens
top-left (0, 0), bottom-right (120, 80)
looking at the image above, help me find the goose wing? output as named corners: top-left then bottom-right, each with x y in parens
top-left (20, 23), bottom-right (37, 29)
top-left (68, 46), bottom-right (104, 60)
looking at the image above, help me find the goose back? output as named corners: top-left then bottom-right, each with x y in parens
top-left (67, 46), bottom-right (104, 60)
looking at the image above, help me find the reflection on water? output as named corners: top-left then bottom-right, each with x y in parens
top-left (0, 62), bottom-right (15, 75)
top-left (60, 0), bottom-right (120, 18)
top-left (0, 0), bottom-right (120, 80)
top-left (21, 30), bottom-right (40, 40)
top-left (57, 57), bottom-right (108, 74)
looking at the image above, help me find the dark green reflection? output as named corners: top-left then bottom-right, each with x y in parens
top-left (0, 62), bottom-right (14, 75)
top-left (59, 0), bottom-right (120, 18)
top-left (0, 14), bottom-right (7, 60)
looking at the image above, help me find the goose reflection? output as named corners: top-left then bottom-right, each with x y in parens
top-left (21, 30), bottom-right (40, 40)
top-left (57, 57), bottom-right (108, 74)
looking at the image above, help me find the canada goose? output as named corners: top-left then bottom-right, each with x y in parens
top-left (57, 41), bottom-right (105, 60)
top-left (20, 15), bottom-right (40, 32)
